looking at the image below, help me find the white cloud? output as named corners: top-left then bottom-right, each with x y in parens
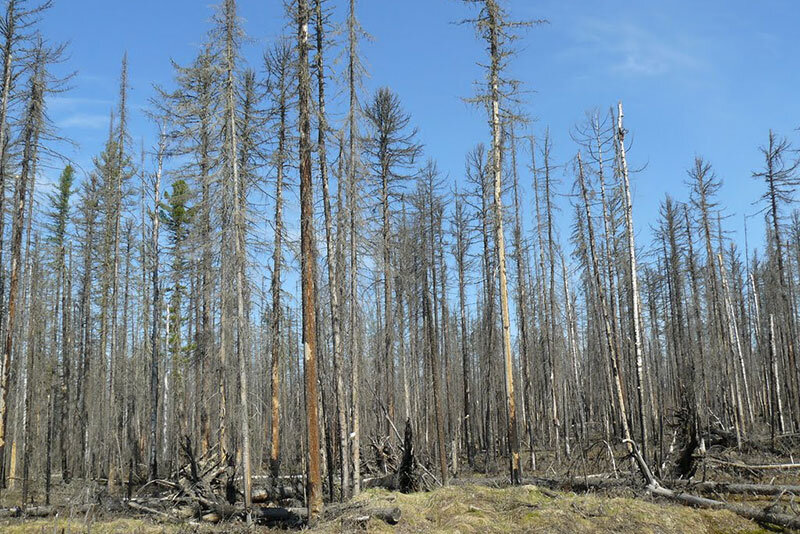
top-left (58, 113), bottom-right (109, 129)
top-left (49, 96), bottom-right (113, 111)
top-left (567, 18), bottom-right (703, 78)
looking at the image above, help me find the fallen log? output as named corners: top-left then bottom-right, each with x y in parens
top-left (530, 475), bottom-right (800, 499)
top-left (625, 440), bottom-right (800, 531)
top-left (705, 458), bottom-right (800, 470)
top-left (253, 505), bottom-right (402, 527)
top-left (647, 484), bottom-right (800, 530)
top-left (126, 500), bottom-right (175, 521)
top-left (253, 506), bottom-right (307, 526)
top-left (0, 504), bottom-right (94, 519)
top-left (251, 484), bottom-right (298, 503)
top-left (0, 507), bottom-right (21, 518)
top-left (18, 505), bottom-right (58, 518)
top-left (667, 480), bottom-right (800, 497)
top-left (356, 506), bottom-right (402, 525)
top-left (525, 476), bottom-right (629, 493)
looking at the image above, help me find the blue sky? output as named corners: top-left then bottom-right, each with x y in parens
top-left (39, 0), bottom-right (800, 262)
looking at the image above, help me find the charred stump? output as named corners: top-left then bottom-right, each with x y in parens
top-left (398, 419), bottom-right (418, 493)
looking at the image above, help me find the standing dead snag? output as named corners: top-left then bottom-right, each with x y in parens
top-left (346, 0), bottom-right (367, 497)
top-left (485, 1), bottom-right (522, 484)
top-left (0, 38), bottom-right (45, 489)
top-left (297, 0), bottom-right (323, 521)
top-left (615, 102), bottom-right (650, 461)
top-left (753, 131), bottom-right (800, 430)
top-left (576, 153), bottom-right (633, 450)
top-left (218, 0), bottom-right (253, 517)
top-left (511, 132), bottom-right (534, 465)
top-left (363, 86), bottom-right (422, 440)
top-left (453, 191), bottom-right (474, 467)
top-left (314, 0), bottom-right (349, 502)
top-left (421, 231), bottom-right (448, 486)
top-left (460, 0), bottom-right (543, 483)
top-left (0, 0), bottom-right (18, 486)
top-left (265, 41), bottom-right (291, 479)
top-left (149, 130), bottom-right (165, 481)
top-left (398, 419), bottom-right (418, 493)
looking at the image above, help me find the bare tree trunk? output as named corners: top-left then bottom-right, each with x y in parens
top-left (0, 53), bottom-right (43, 487)
top-left (347, 0), bottom-right (361, 498)
top-left (422, 260), bottom-right (447, 485)
top-left (315, 2), bottom-right (349, 497)
top-left (268, 43), bottom-right (289, 479)
top-left (297, 0), bottom-right (322, 520)
top-left (454, 193), bottom-right (474, 467)
top-left (21, 238), bottom-right (41, 507)
top-left (542, 134), bottom-right (561, 456)
top-left (511, 132), bottom-right (533, 468)
top-left (220, 0), bottom-right (252, 517)
top-left (0, 10), bottom-right (18, 465)
top-left (148, 132), bottom-right (164, 481)
top-left (486, 2), bottom-right (520, 482)
top-left (107, 55), bottom-right (129, 492)
top-left (769, 315), bottom-right (785, 436)
top-left (577, 153), bottom-right (633, 449)
top-left (718, 254), bottom-right (754, 426)
top-left (615, 102), bottom-right (648, 459)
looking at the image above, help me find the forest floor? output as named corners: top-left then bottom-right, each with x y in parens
top-left (2, 435), bottom-right (799, 533)
top-left (0, 481), bottom-right (785, 533)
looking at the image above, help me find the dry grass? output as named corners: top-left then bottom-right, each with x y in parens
top-left (315, 484), bottom-right (772, 534)
top-left (1, 484), bottom-right (777, 534)
top-left (0, 517), bottom-right (182, 534)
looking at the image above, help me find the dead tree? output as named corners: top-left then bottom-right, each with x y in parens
top-left (148, 131), bottom-right (165, 481)
top-left (265, 41), bottom-right (291, 478)
top-left (296, 0), bottom-right (322, 520)
top-left (0, 38), bottom-right (45, 488)
top-left (614, 102), bottom-right (649, 460)
top-left (576, 152), bottom-right (633, 449)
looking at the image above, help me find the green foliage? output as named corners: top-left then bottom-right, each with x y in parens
top-left (161, 178), bottom-right (196, 361)
top-left (161, 179), bottom-right (194, 247)
top-left (46, 164), bottom-right (75, 247)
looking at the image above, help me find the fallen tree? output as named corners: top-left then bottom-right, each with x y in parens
top-left (0, 504), bottom-right (95, 519)
top-left (704, 458), bottom-right (800, 470)
top-left (624, 440), bottom-right (800, 531)
top-left (667, 480), bottom-right (800, 497)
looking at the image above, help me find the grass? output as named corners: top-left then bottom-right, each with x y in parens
top-left (1, 484), bottom-right (776, 534)
top-left (0, 517), bottom-right (182, 534)
top-left (318, 484), bottom-right (772, 534)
